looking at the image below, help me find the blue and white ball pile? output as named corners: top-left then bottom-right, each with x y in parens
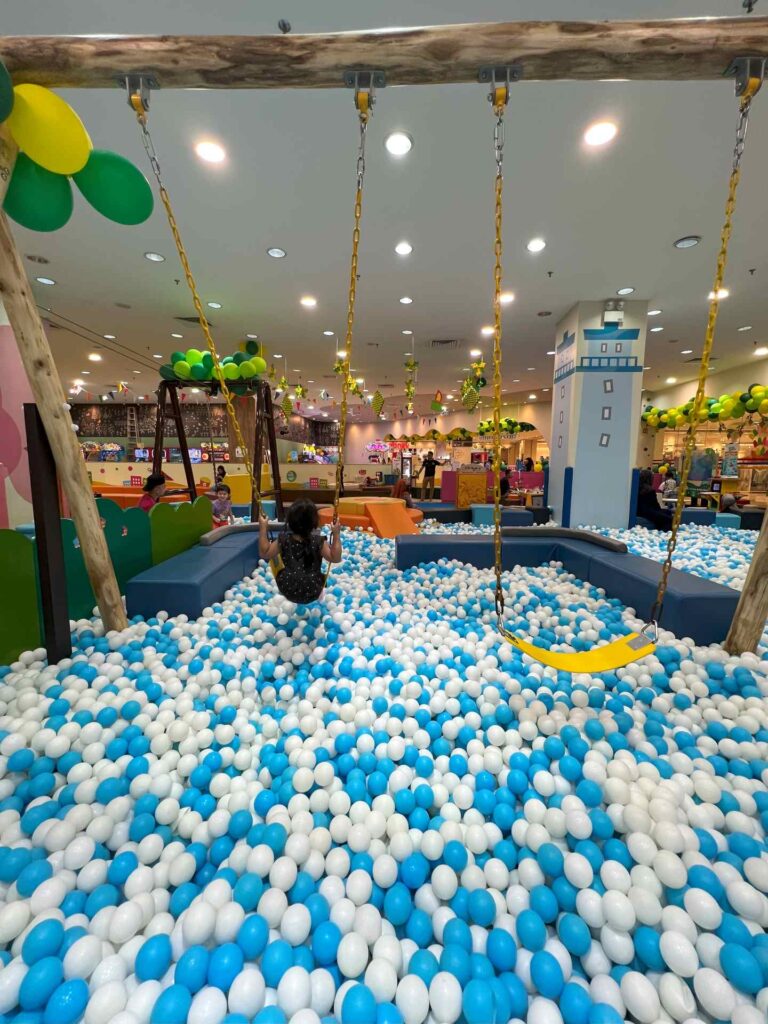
top-left (0, 527), bottom-right (767, 1024)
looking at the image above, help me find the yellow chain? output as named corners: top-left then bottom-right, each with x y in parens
top-left (333, 106), bottom-right (369, 521)
top-left (131, 102), bottom-right (260, 513)
top-left (652, 89), bottom-right (757, 620)
top-left (491, 97), bottom-right (507, 623)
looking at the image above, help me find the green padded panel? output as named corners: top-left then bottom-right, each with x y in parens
top-left (150, 497), bottom-right (213, 566)
top-left (0, 530), bottom-right (42, 663)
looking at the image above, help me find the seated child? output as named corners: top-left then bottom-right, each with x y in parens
top-left (259, 498), bottom-right (341, 604)
top-left (138, 473), bottom-right (187, 511)
top-left (211, 483), bottom-right (234, 528)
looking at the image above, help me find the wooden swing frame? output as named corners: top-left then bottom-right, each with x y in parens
top-left (0, 15), bottom-right (765, 644)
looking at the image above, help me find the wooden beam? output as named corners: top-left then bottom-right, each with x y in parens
top-left (0, 211), bottom-right (128, 633)
top-left (0, 18), bottom-right (766, 89)
top-left (724, 514), bottom-right (768, 655)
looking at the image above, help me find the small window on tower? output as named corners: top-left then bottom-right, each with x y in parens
top-left (615, 342), bottom-right (623, 354)
top-left (599, 433), bottom-right (610, 448)
top-left (600, 343), bottom-right (608, 354)
top-left (603, 379), bottom-right (614, 394)
top-left (602, 407), bottom-right (612, 420)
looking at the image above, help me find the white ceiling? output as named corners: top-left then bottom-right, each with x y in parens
top-left (3, 1), bottom-right (767, 421)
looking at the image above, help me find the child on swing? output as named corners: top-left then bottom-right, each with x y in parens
top-left (259, 499), bottom-right (342, 603)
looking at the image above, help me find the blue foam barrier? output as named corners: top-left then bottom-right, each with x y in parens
top-left (471, 505), bottom-right (534, 527)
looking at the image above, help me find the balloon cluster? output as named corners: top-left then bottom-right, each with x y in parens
top-left (160, 339), bottom-right (267, 389)
top-left (477, 417), bottom-right (535, 437)
top-left (0, 68), bottom-right (153, 232)
top-left (642, 384), bottom-right (768, 429)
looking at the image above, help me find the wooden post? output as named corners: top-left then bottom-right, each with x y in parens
top-left (0, 212), bottom-right (128, 632)
top-left (0, 19), bottom-right (767, 87)
top-left (724, 513), bottom-right (768, 654)
top-left (24, 404), bottom-right (72, 662)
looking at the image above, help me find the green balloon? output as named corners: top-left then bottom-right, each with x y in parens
top-left (185, 348), bottom-right (203, 365)
top-left (223, 363), bottom-right (240, 381)
top-left (245, 339), bottom-right (260, 356)
top-left (202, 353), bottom-right (214, 370)
top-left (170, 351), bottom-right (185, 365)
top-left (221, 356), bottom-right (234, 365)
top-left (251, 356), bottom-right (267, 376)
top-left (0, 60), bottom-right (13, 124)
top-left (239, 360), bottom-right (256, 378)
top-left (3, 153), bottom-right (73, 232)
top-left (174, 360), bottom-right (192, 380)
top-left (159, 363), bottom-right (176, 380)
top-left (232, 352), bottom-right (248, 365)
top-left (73, 149), bottom-right (153, 225)
top-left (190, 362), bottom-right (208, 380)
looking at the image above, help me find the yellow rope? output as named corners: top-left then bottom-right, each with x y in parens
top-left (130, 98), bottom-right (261, 513)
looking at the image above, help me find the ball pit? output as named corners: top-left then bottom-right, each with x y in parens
top-left (0, 525), bottom-right (767, 1024)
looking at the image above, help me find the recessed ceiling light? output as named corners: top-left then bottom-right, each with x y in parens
top-left (153, 354), bottom-right (163, 359)
top-left (480, 326), bottom-right (494, 336)
top-left (674, 235), bottom-right (701, 249)
top-left (617, 287), bottom-right (635, 296)
top-left (708, 288), bottom-right (729, 300)
top-left (72, 378), bottom-right (83, 386)
top-left (355, 377), bottom-right (365, 384)
top-left (195, 140), bottom-right (226, 164)
top-left (446, 394), bottom-right (454, 400)
top-left (35, 276), bottom-right (55, 286)
top-left (401, 330), bottom-right (413, 336)
top-left (528, 393), bottom-right (537, 400)
top-left (648, 309), bottom-right (662, 317)
top-left (512, 378), bottom-right (521, 383)
top-left (132, 370), bottom-right (141, 374)
top-left (395, 241), bottom-right (413, 256)
top-left (755, 347), bottom-right (768, 357)
top-left (547, 350), bottom-right (556, 355)
top-left (103, 334), bottom-right (116, 340)
top-left (207, 301), bottom-right (222, 310)
top-left (399, 296), bottom-right (413, 305)
top-left (500, 292), bottom-right (515, 305)
top-left (385, 132), bottom-right (413, 157)
top-left (244, 334), bottom-right (259, 341)
top-left (322, 412), bottom-right (328, 417)
top-left (470, 349), bottom-right (482, 357)
top-left (323, 331), bottom-right (335, 336)
top-left (337, 350), bottom-right (346, 359)
top-left (526, 238), bottom-right (546, 254)
top-left (144, 252), bottom-right (165, 262)
top-left (584, 121), bottom-right (618, 147)
top-left (666, 377), bottom-right (677, 384)
top-left (81, 370), bottom-right (90, 375)
top-left (542, 388), bottom-right (550, 392)
top-left (273, 352), bottom-right (283, 358)
top-left (680, 349), bottom-right (693, 355)
top-left (644, 366), bottom-right (651, 370)
top-left (300, 296), bottom-right (317, 308)
top-left (171, 332), bottom-right (184, 339)
top-left (267, 247), bottom-right (286, 259)
top-left (308, 405), bottom-right (315, 410)
top-left (307, 380), bottom-right (315, 384)
top-left (88, 353), bottom-right (102, 362)
top-left (650, 326), bottom-right (664, 333)
top-left (527, 367), bottom-right (536, 371)
top-left (738, 325), bottom-right (753, 332)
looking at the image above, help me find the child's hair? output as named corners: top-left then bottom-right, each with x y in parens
top-left (215, 483), bottom-right (231, 495)
top-left (143, 473), bottom-right (165, 493)
top-left (286, 499), bottom-right (319, 538)
top-left (216, 465), bottom-right (226, 477)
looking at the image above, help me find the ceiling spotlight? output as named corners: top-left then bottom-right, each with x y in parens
top-left (665, 377), bottom-right (677, 384)
top-left (103, 334), bottom-right (116, 340)
top-left (88, 353), bottom-right (102, 362)
top-left (273, 352), bottom-right (283, 358)
top-left (500, 292), bottom-right (515, 305)
top-left (738, 325), bottom-right (753, 332)
top-left (470, 349), bottom-right (482, 357)
top-left (323, 331), bottom-right (335, 337)
top-left (542, 388), bottom-right (550, 392)
top-left (480, 326), bottom-right (494, 336)
top-left (144, 252), bottom-right (165, 262)
top-left (674, 235), bottom-right (701, 249)
top-left (152, 354), bottom-right (163, 359)
top-left (195, 140), bottom-right (226, 164)
top-left (650, 326), bottom-right (664, 333)
top-left (644, 365), bottom-right (651, 370)
top-left (528, 393), bottom-right (537, 400)
top-left (526, 238), bottom-right (546, 254)
top-left (708, 288), bottom-right (729, 300)
top-left (132, 370), bottom-right (141, 374)
top-left (399, 296), bottom-right (413, 305)
top-left (584, 121), bottom-right (618, 147)
top-left (527, 367), bottom-right (536, 371)
top-left (648, 309), bottom-right (662, 317)
top-left (547, 350), bottom-right (556, 355)
top-left (35, 276), bottom-right (55, 286)
top-left (617, 287), bottom-right (635, 296)
top-left (401, 330), bottom-right (413, 336)
top-left (72, 379), bottom-right (83, 387)
top-left (385, 132), bottom-right (413, 157)
top-left (337, 349), bottom-right (347, 359)
top-left (267, 247), bottom-right (286, 258)
top-left (755, 347), bottom-right (768, 357)
top-left (81, 371), bottom-right (90, 375)
top-left (300, 296), bottom-right (317, 308)
top-left (355, 377), bottom-right (365, 384)
top-left (207, 301), bottom-right (222, 310)
top-left (395, 241), bottom-right (413, 256)
top-left (680, 349), bottom-right (693, 355)
top-left (171, 332), bottom-right (184, 339)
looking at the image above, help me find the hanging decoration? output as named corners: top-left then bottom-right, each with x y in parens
top-left (281, 394), bottom-right (293, 418)
top-left (162, 345), bottom-right (266, 390)
top-left (371, 390), bottom-right (385, 416)
top-left (295, 383), bottom-right (307, 400)
top-left (430, 389), bottom-right (444, 413)
top-left (460, 357), bottom-right (488, 410)
top-left (404, 357), bottom-right (418, 413)
top-left (0, 70), bottom-right (153, 232)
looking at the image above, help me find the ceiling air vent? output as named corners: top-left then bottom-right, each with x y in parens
top-left (377, 383), bottom-right (395, 389)
top-left (684, 356), bottom-right (718, 363)
top-left (429, 339), bottom-right (459, 350)
top-left (175, 315), bottom-right (212, 325)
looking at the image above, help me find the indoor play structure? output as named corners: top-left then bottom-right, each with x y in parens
top-left (1, 16), bottom-right (768, 1024)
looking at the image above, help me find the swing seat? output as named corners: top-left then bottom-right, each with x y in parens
top-left (500, 627), bottom-right (656, 673)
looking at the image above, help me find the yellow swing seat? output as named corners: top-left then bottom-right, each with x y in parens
top-left (499, 626), bottom-right (656, 674)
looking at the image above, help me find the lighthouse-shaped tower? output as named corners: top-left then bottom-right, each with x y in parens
top-left (548, 300), bottom-right (648, 528)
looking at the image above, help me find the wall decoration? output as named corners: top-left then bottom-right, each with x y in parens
top-left (642, 383), bottom-right (768, 429)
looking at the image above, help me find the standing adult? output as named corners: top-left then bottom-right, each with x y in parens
top-left (415, 451), bottom-right (439, 501)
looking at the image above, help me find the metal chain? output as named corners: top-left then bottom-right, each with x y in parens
top-left (491, 90), bottom-right (507, 624)
top-left (130, 99), bottom-right (261, 512)
top-left (332, 101), bottom-right (370, 521)
top-left (651, 90), bottom-right (756, 622)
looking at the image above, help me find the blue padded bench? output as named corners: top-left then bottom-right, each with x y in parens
top-left (395, 533), bottom-right (739, 646)
top-left (681, 507), bottom-right (715, 526)
top-left (415, 505), bottom-right (472, 524)
top-left (471, 505), bottom-right (534, 527)
top-left (126, 532), bottom-right (262, 620)
top-left (715, 512), bottom-right (741, 529)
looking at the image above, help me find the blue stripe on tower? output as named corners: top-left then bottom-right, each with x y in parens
top-left (562, 466), bottom-right (573, 527)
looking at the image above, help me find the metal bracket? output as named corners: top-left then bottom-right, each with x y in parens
top-left (343, 70), bottom-right (386, 90)
top-left (123, 74), bottom-right (158, 111)
top-left (479, 63), bottom-right (523, 101)
top-left (724, 56), bottom-right (767, 96)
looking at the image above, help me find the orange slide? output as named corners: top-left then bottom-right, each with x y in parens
top-left (317, 496), bottom-right (422, 537)
top-left (366, 500), bottom-right (420, 539)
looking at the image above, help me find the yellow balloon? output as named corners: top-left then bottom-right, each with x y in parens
top-left (8, 84), bottom-right (91, 175)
